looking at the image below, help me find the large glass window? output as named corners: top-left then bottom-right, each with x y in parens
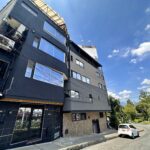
top-left (39, 38), bottom-right (65, 62)
top-left (43, 21), bottom-right (66, 44)
top-left (12, 107), bottom-right (43, 143)
top-left (33, 63), bottom-right (64, 87)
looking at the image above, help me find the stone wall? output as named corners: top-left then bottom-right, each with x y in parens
top-left (63, 112), bottom-right (107, 137)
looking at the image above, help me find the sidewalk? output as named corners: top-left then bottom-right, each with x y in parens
top-left (11, 129), bottom-right (117, 150)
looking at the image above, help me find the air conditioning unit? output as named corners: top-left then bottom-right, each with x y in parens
top-left (0, 34), bottom-right (15, 52)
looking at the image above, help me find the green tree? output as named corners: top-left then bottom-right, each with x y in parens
top-left (108, 96), bottom-right (128, 129)
top-left (123, 99), bottom-right (137, 121)
top-left (136, 91), bottom-right (150, 121)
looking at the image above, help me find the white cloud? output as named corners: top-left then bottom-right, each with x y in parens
top-left (137, 79), bottom-right (150, 92)
top-left (122, 49), bottom-right (130, 57)
top-left (108, 54), bottom-right (113, 58)
top-left (108, 90), bottom-right (132, 100)
top-left (113, 49), bottom-right (119, 54)
top-left (108, 91), bottom-right (120, 99)
top-left (145, 24), bottom-right (150, 31)
top-left (131, 42), bottom-right (150, 56)
top-left (119, 90), bottom-right (132, 99)
top-left (130, 58), bottom-right (137, 64)
top-left (141, 78), bottom-right (150, 85)
top-left (145, 7), bottom-right (150, 13)
top-left (139, 66), bottom-right (144, 70)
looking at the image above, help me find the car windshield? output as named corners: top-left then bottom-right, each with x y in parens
top-left (129, 125), bottom-right (136, 129)
top-left (119, 125), bottom-right (128, 129)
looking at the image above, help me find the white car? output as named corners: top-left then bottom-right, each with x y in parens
top-left (118, 124), bottom-right (139, 139)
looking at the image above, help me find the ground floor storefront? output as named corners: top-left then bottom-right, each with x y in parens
top-left (0, 101), bottom-right (62, 149)
top-left (63, 112), bottom-right (108, 137)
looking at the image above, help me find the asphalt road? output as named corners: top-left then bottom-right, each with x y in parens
top-left (82, 124), bottom-right (150, 150)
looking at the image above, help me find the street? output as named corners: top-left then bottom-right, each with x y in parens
top-left (82, 124), bottom-right (150, 150)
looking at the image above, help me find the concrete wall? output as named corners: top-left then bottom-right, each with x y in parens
top-left (63, 112), bottom-right (107, 137)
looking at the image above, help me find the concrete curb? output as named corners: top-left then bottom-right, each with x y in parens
top-left (60, 129), bottom-right (144, 150)
top-left (59, 134), bottom-right (117, 150)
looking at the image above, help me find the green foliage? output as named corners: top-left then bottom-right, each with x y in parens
top-left (108, 91), bottom-right (150, 128)
top-left (136, 91), bottom-right (150, 121)
top-left (123, 99), bottom-right (137, 121)
top-left (108, 96), bottom-right (128, 129)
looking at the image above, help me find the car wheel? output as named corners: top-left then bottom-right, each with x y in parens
top-left (118, 134), bottom-right (122, 137)
top-left (137, 132), bottom-right (139, 137)
top-left (131, 133), bottom-right (135, 139)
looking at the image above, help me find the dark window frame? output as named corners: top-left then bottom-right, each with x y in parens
top-left (72, 113), bottom-right (86, 122)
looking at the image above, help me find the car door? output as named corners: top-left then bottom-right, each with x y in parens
top-left (129, 125), bottom-right (137, 136)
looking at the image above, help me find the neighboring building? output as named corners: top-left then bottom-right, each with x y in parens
top-left (63, 41), bottom-right (111, 137)
top-left (78, 45), bottom-right (99, 61)
top-left (0, 0), bottom-right (68, 149)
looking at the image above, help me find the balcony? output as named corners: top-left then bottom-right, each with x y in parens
top-left (0, 16), bottom-right (28, 53)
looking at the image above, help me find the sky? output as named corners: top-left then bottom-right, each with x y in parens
top-left (1, 0), bottom-right (150, 104)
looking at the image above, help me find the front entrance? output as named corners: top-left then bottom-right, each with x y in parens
top-left (12, 106), bottom-right (43, 144)
top-left (92, 119), bottom-right (100, 133)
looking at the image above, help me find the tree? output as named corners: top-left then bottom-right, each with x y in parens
top-left (108, 96), bottom-right (128, 129)
top-left (123, 99), bottom-right (137, 121)
top-left (136, 91), bottom-right (150, 121)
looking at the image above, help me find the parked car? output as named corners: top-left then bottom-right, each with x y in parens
top-left (118, 124), bottom-right (139, 139)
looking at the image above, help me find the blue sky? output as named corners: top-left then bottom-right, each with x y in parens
top-left (1, 0), bottom-right (150, 104)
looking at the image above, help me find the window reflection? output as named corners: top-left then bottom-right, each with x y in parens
top-left (33, 63), bottom-right (64, 87)
top-left (43, 21), bottom-right (66, 44)
top-left (39, 38), bottom-right (65, 62)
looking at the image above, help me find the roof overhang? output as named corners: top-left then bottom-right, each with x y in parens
top-left (30, 0), bottom-right (67, 33)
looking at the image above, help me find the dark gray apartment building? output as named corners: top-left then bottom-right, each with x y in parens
top-left (0, 0), bottom-right (68, 149)
top-left (63, 42), bottom-right (111, 136)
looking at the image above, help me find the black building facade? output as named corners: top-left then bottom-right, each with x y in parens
top-left (0, 0), bottom-right (68, 149)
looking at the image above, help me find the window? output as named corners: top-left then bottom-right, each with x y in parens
top-left (72, 71), bottom-right (77, 79)
top-left (82, 76), bottom-right (86, 82)
top-left (98, 83), bottom-right (102, 88)
top-left (86, 78), bottom-right (90, 84)
top-left (39, 38), bottom-right (65, 62)
top-left (72, 113), bottom-right (86, 121)
top-left (72, 71), bottom-right (90, 84)
top-left (71, 55), bottom-right (73, 61)
top-left (76, 73), bottom-right (81, 80)
top-left (33, 63), bottom-right (64, 87)
top-left (0, 60), bottom-right (8, 79)
top-left (129, 125), bottom-right (136, 129)
top-left (33, 37), bottom-right (39, 48)
top-left (43, 21), bottom-right (66, 44)
top-left (96, 71), bottom-right (100, 77)
top-left (89, 94), bottom-right (93, 102)
top-left (70, 90), bottom-right (79, 98)
top-left (21, 2), bottom-right (38, 17)
top-left (25, 60), bottom-right (34, 78)
top-left (76, 59), bottom-right (84, 68)
top-left (100, 112), bottom-right (104, 118)
top-left (25, 61), bottom-right (64, 87)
